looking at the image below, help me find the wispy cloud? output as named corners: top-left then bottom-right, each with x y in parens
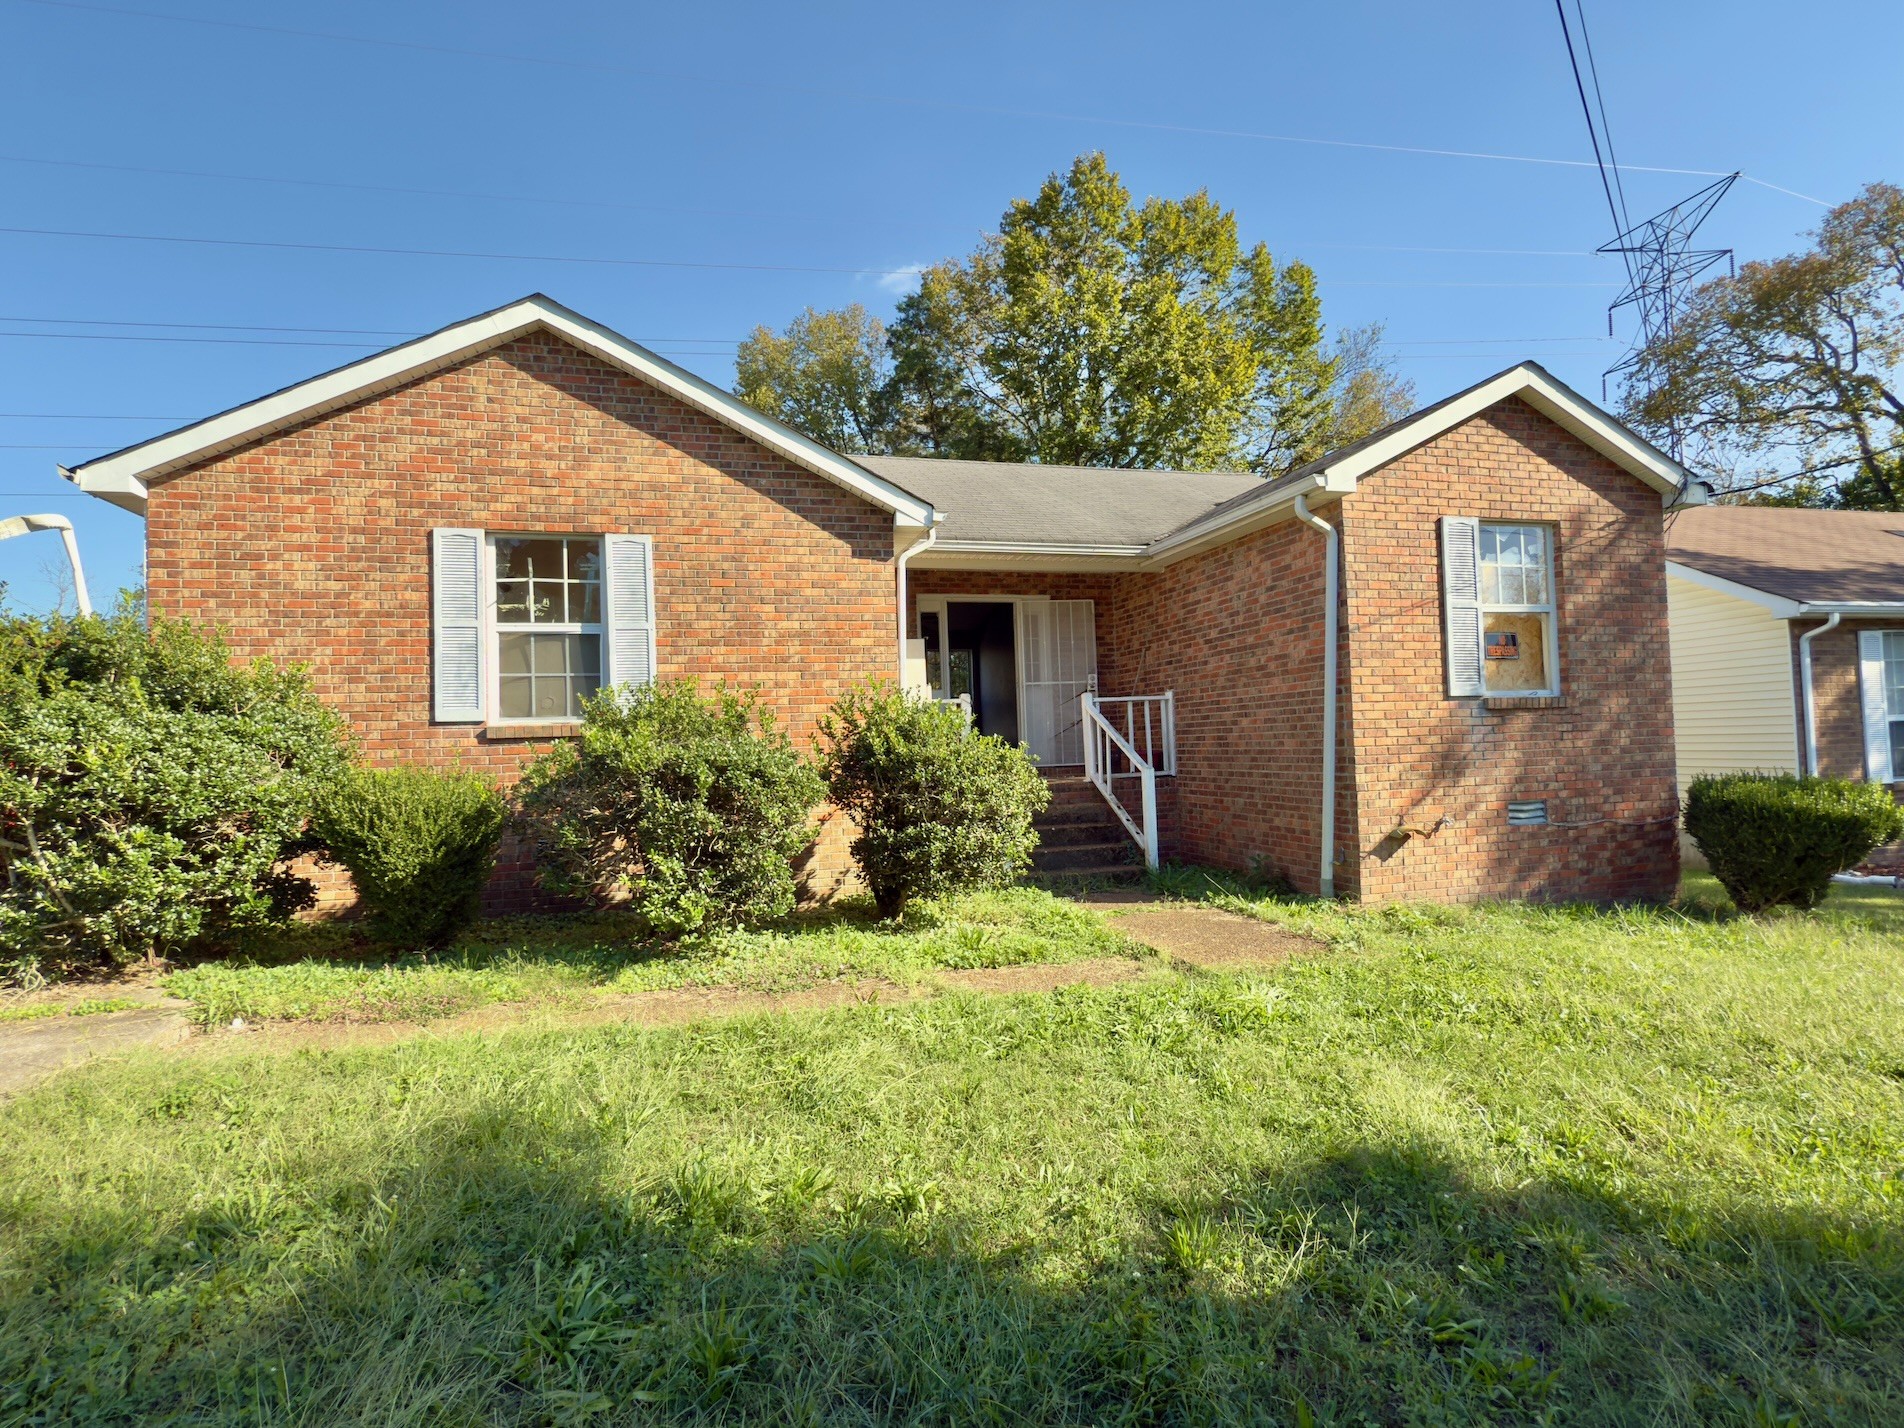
top-left (873, 262), bottom-right (929, 295)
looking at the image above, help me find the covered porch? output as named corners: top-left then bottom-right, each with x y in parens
top-left (904, 576), bottom-right (1178, 867)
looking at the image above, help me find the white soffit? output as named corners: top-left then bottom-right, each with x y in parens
top-left (61, 294), bottom-right (937, 527)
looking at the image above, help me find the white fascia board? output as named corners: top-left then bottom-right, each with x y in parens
top-left (62, 296), bottom-right (936, 528)
top-left (1665, 561), bottom-right (1804, 618)
top-left (912, 539), bottom-right (1150, 573)
top-left (1795, 601), bottom-right (1904, 616)
top-left (1140, 474), bottom-right (1330, 566)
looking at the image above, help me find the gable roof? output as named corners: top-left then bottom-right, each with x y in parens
top-left (855, 456), bottom-right (1260, 555)
top-left (1141, 361), bottom-right (1702, 564)
top-left (1666, 505), bottom-right (1904, 612)
top-left (60, 294), bottom-right (936, 527)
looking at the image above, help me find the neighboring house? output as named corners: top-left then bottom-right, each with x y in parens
top-left (64, 295), bottom-right (1698, 906)
top-left (1666, 506), bottom-right (1904, 871)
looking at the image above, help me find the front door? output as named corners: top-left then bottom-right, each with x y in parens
top-left (1019, 599), bottom-right (1097, 766)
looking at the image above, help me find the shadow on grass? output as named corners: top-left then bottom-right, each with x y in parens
top-left (6, 1102), bottom-right (1899, 1426)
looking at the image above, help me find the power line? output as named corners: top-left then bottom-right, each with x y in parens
top-left (0, 226), bottom-right (1620, 287)
top-left (1571, 1), bottom-right (1632, 236)
top-left (12, 0), bottom-right (1830, 206)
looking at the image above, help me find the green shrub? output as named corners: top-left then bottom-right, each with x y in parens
top-left (0, 600), bottom-right (350, 975)
top-left (313, 766), bottom-right (506, 947)
top-left (514, 681), bottom-right (824, 937)
top-left (817, 682), bottom-right (1050, 919)
top-left (1683, 772), bottom-right (1904, 912)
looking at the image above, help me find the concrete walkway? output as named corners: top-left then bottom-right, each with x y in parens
top-left (0, 899), bottom-right (1312, 1095)
top-left (0, 1000), bottom-right (192, 1097)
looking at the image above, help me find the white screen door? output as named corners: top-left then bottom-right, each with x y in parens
top-left (1019, 599), bottom-right (1097, 766)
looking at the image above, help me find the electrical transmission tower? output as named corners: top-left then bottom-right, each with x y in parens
top-left (1554, 0), bottom-right (1735, 461)
top-left (1597, 175), bottom-right (1738, 456)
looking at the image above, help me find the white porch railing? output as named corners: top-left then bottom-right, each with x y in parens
top-left (1079, 691), bottom-right (1176, 869)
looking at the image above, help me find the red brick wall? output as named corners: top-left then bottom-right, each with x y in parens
top-left (1110, 524), bottom-right (1342, 893)
top-left (1338, 398), bottom-right (1680, 903)
top-left (1794, 618), bottom-right (1904, 873)
top-left (145, 331), bottom-right (898, 907)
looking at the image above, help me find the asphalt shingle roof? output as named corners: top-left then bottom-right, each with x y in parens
top-left (1666, 504), bottom-right (1904, 605)
top-left (853, 456), bottom-right (1263, 548)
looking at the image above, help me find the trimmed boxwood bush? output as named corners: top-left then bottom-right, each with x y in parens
top-left (314, 766), bottom-right (506, 947)
top-left (1684, 772), bottom-right (1904, 912)
top-left (0, 600), bottom-right (349, 975)
top-left (818, 682), bottom-right (1050, 919)
top-left (515, 681), bottom-right (824, 937)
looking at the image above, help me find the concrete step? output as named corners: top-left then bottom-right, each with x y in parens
top-left (1034, 817), bottom-right (1133, 848)
top-left (1031, 839), bottom-right (1143, 873)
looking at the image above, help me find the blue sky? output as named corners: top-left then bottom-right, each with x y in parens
top-left (2, 0), bottom-right (1898, 613)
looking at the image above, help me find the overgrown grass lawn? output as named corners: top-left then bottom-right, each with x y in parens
top-left (3, 879), bottom-right (1902, 1424)
top-left (161, 888), bottom-right (1138, 1026)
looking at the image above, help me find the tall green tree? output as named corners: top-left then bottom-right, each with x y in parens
top-left (1624, 181), bottom-right (1904, 509)
top-left (736, 154), bottom-right (1356, 473)
top-left (733, 305), bottom-right (894, 455)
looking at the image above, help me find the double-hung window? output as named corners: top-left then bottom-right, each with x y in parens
top-left (492, 536), bottom-right (603, 721)
top-left (430, 527), bottom-right (654, 726)
top-left (1440, 517), bottom-right (1560, 698)
top-left (1479, 523), bottom-right (1557, 696)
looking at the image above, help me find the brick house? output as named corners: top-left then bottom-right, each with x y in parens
top-left (64, 295), bottom-right (1698, 905)
top-left (1666, 506), bottom-right (1904, 873)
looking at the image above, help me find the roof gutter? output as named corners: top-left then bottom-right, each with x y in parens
top-left (1291, 493), bottom-right (1340, 899)
top-left (1798, 612), bottom-right (1842, 776)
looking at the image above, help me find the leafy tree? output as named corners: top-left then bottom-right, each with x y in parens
top-left (1624, 181), bottom-right (1904, 509)
top-left (734, 305), bottom-right (895, 455)
top-left (1326, 321), bottom-right (1418, 448)
top-left (737, 153), bottom-right (1359, 473)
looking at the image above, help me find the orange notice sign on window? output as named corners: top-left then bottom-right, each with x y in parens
top-left (1485, 631), bottom-right (1520, 660)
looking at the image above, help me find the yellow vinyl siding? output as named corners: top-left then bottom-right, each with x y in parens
top-left (1666, 574), bottom-right (1799, 787)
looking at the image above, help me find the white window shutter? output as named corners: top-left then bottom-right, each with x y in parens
top-left (1440, 516), bottom-right (1485, 697)
top-left (604, 534), bottom-right (657, 692)
top-left (1859, 630), bottom-right (1894, 783)
top-left (431, 527), bottom-right (485, 723)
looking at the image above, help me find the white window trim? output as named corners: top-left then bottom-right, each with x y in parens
top-left (1480, 521), bottom-right (1561, 699)
top-left (484, 532), bottom-right (605, 726)
top-left (1873, 628), bottom-right (1904, 783)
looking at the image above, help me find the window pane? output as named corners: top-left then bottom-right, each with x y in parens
top-left (495, 537), bottom-right (566, 582)
top-left (1479, 526), bottom-right (1499, 563)
top-left (574, 581), bottom-right (602, 624)
top-left (1496, 527), bottom-right (1522, 566)
top-left (1480, 564), bottom-right (1500, 604)
top-left (1884, 632), bottom-right (1904, 718)
top-left (573, 669), bottom-right (602, 709)
top-left (498, 632), bottom-right (531, 675)
top-left (532, 677), bottom-right (568, 719)
top-left (574, 634), bottom-right (602, 676)
top-left (1498, 566), bottom-right (1526, 606)
top-left (496, 580), bottom-right (530, 622)
top-left (1892, 720), bottom-right (1904, 773)
top-left (499, 675), bottom-right (533, 719)
top-left (1483, 611), bottom-right (1552, 693)
top-left (531, 632), bottom-right (572, 675)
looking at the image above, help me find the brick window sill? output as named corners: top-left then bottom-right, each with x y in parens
top-left (484, 721), bottom-right (582, 741)
top-left (1483, 695), bottom-right (1565, 712)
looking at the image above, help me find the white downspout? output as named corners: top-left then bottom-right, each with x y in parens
top-left (1292, 493), bottom-right (1339, 898)
top-left (1798, 611), bottom-right (1841, 776)
top-left (894, 523), bottom-right (937, 683)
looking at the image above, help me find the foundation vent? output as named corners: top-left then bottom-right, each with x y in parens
top-left (1506, 800), bottom-right (1550, 827)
